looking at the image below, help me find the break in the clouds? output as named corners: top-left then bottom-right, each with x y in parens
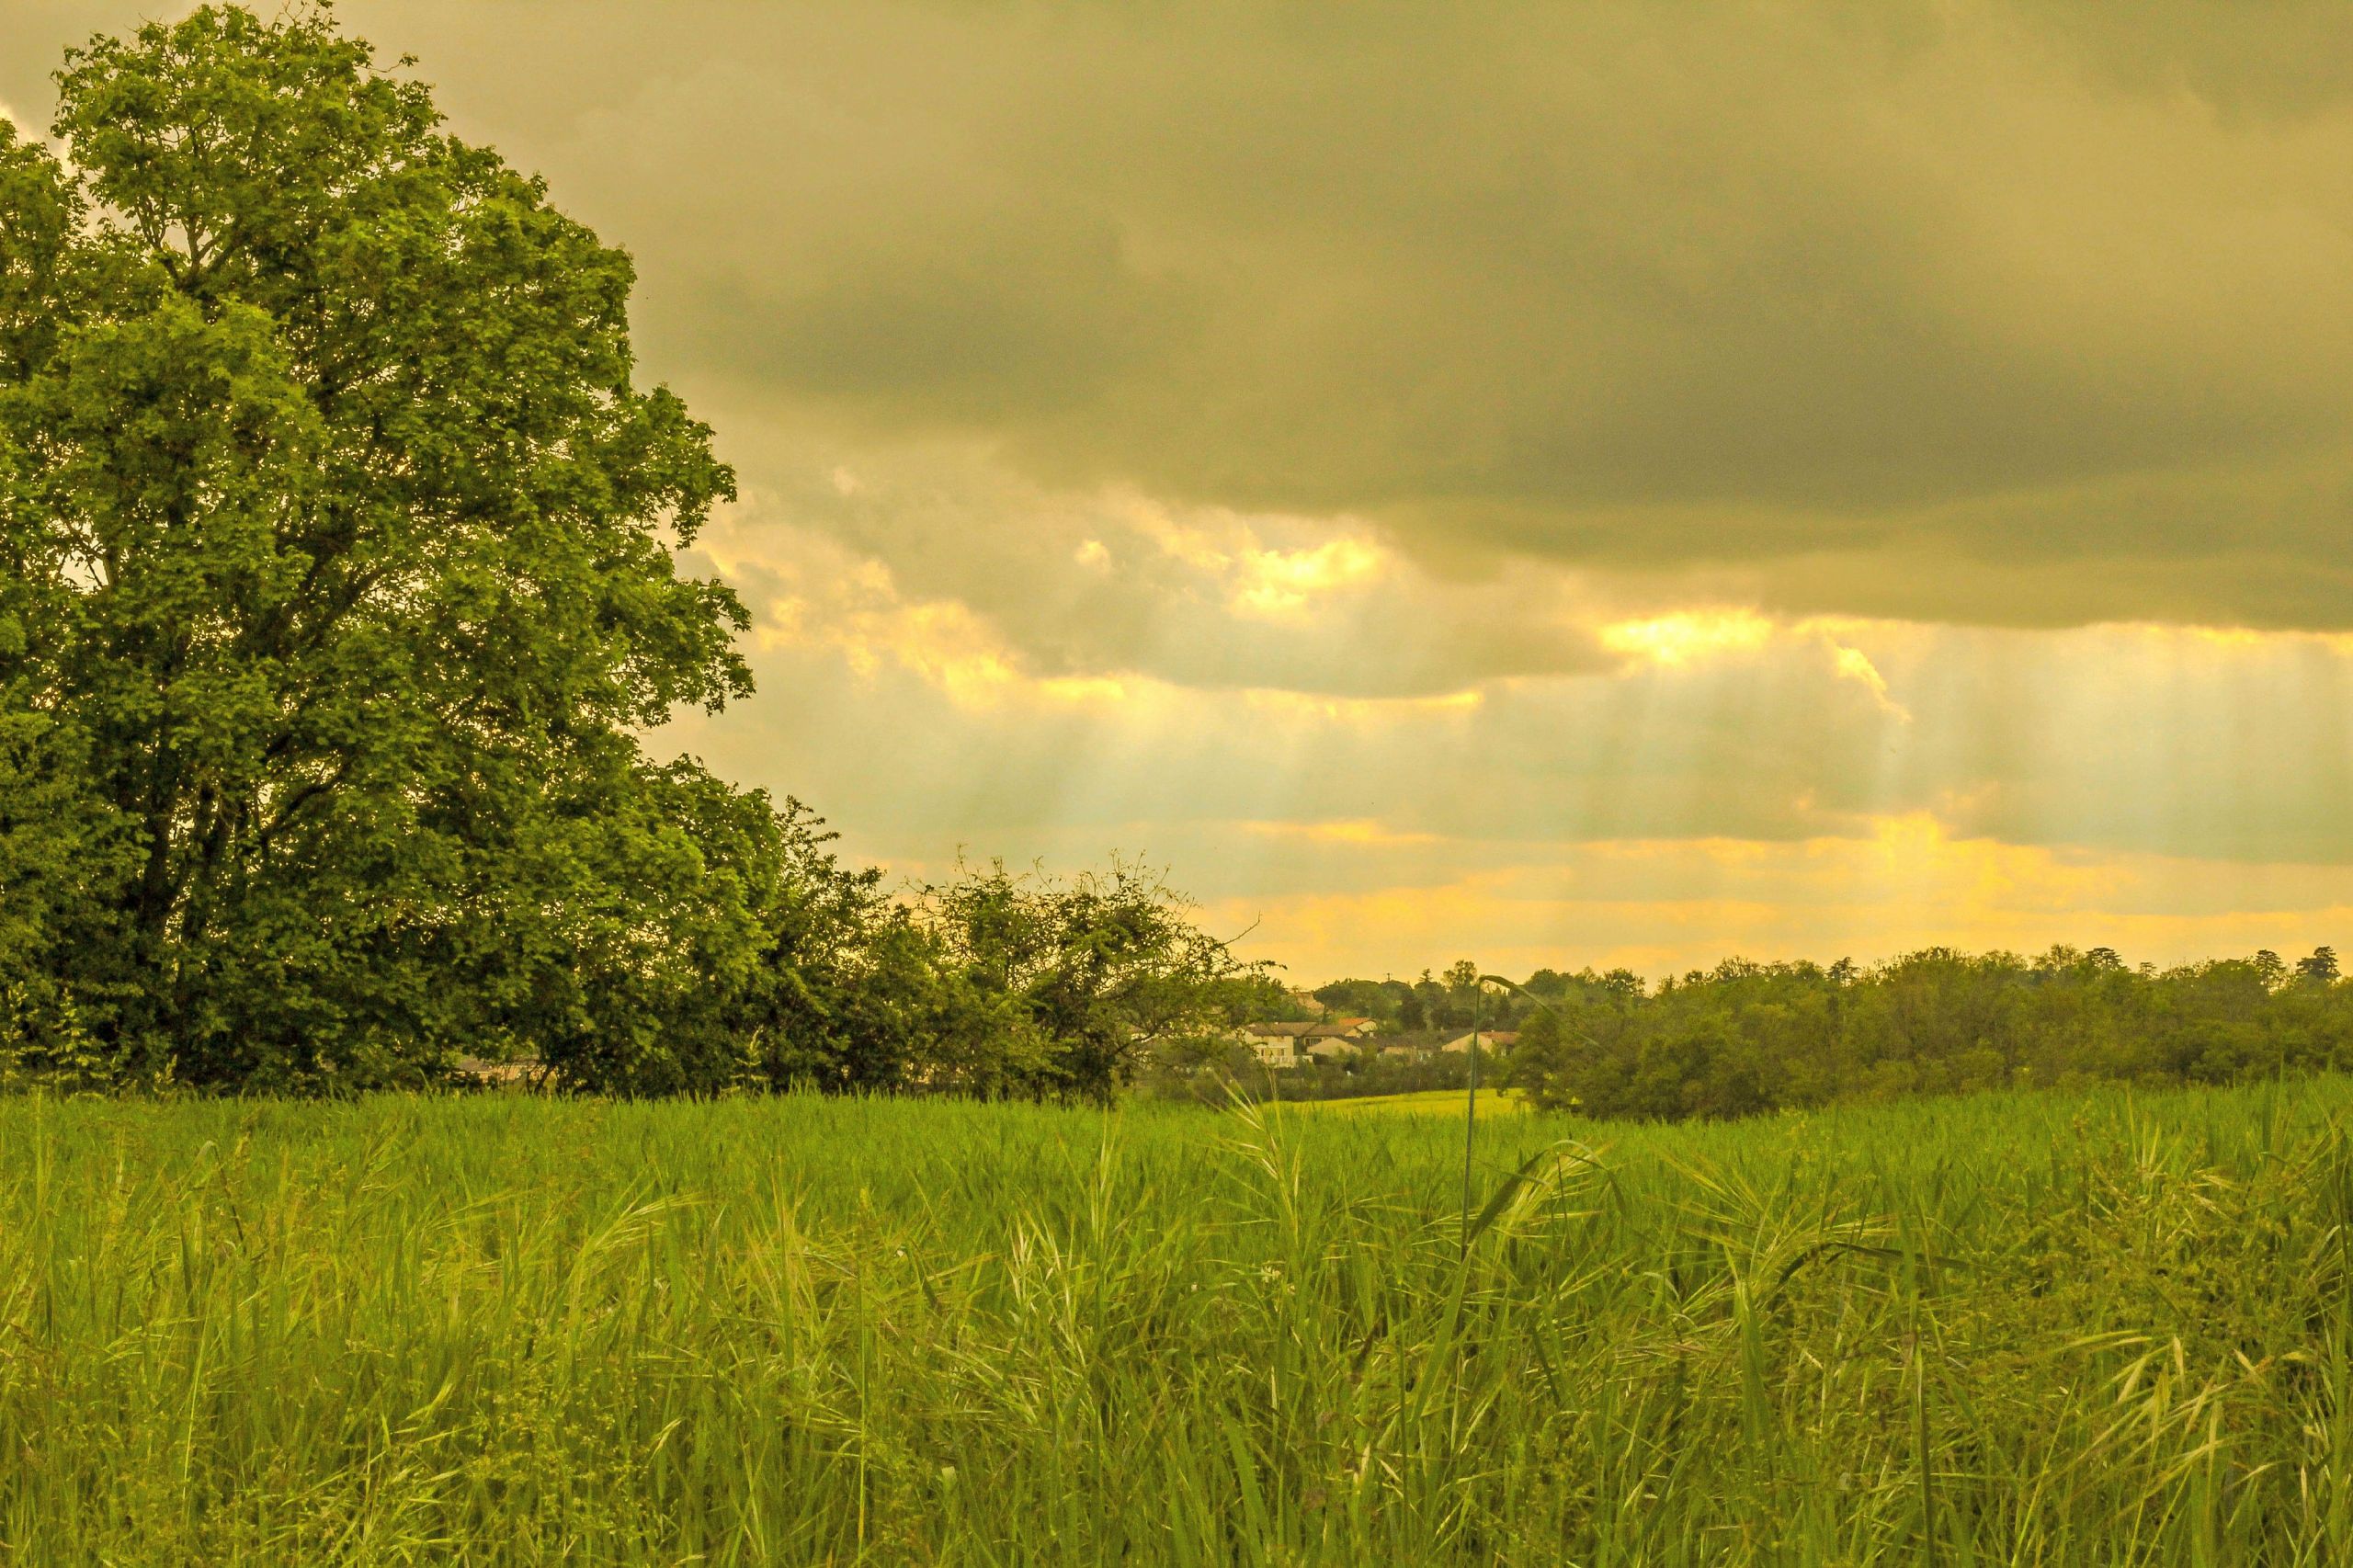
top-left (15, 2), bottom-right (2353, 974)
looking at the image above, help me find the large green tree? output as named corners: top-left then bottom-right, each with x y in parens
top-left (0, 6), bottom-right (763, 1086)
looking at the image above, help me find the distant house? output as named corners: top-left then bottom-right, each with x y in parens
top-left (1440, 1030), bottom-right (1519, 1054)
top-left (1258, 1017), bottom-right (1368, 1065)
top-left (1239, 1021), bottom-right (1314, 1069)
top-left (1284, 988), bottom-right (1328, 1017)
top-left (1242, 1016), bottom-right (1376, 1068)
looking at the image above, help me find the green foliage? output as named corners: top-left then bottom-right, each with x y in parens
top-left (11, 1079), bottom-right (2353, 1562)
top-left (0, 6), bottom-right (756, 1087)
top-left (1511, 945), bottom-right (2353, 1121)
top-left (1504, 1003), bottom-right (1572, 1098)
top-left (1311, 976), bottom-right (1401, 1024)
top-left (900, 857), bottom-right (1265, 1104)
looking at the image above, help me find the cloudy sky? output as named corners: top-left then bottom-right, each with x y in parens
top-left (12, 1), bottom-right (2353, 981)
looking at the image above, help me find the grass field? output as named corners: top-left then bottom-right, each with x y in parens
top-left (1285, 1086), bottom-right (1529, 1116)
top-left (6, 1078), bottom-right (2353, 1563)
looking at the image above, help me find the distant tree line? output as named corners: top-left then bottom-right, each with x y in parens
top-left (1304, 960), bottom-right (1648, 1037)
top-left (0, 7), bottom-right (1257, 1102)
top-left (1255, 948), bottom-right (2353, 1119)
top-left (1491, 945), bottom-right (2350, 1121)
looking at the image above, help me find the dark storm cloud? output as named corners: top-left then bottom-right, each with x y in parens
top-left (18, 0), bottom-right (2353, 631)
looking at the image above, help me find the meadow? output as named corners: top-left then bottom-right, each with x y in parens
top-left (6, 1079), bottom-right (2353, 1564)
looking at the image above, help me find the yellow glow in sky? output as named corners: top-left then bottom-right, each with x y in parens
top-left (1600, 611), bottom-right (1777, 667)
